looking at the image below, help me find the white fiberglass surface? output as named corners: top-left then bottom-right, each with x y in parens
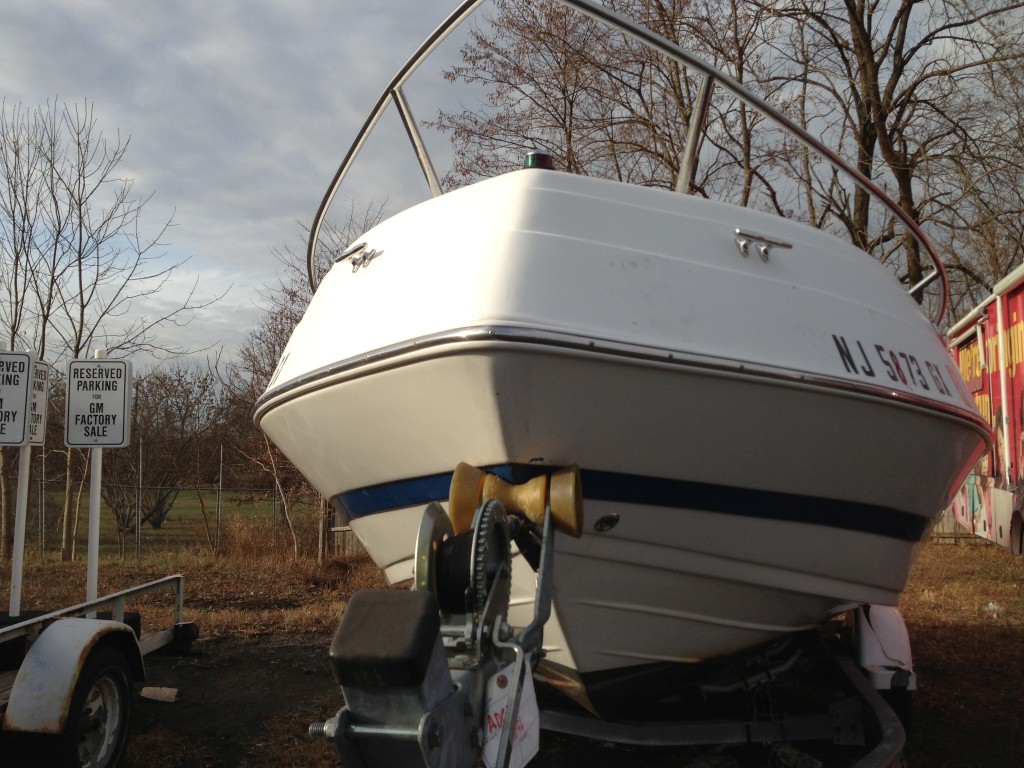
top-left (265, 170), bottom-right (958, 416)
top-left (261, 345), bottom-right (982, 515)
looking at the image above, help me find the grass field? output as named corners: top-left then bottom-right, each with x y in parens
top-left (20, 487), bottom-right (326, 561)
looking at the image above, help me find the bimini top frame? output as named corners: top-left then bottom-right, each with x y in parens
top-left (305, 0), bottom-right (948, 324)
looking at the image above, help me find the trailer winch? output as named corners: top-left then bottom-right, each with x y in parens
top-left (310, 464), bottom-right (583, 768)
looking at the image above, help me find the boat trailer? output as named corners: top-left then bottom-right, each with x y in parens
top-left (310, 465), bottom-right (913, 768)
top-left (0, 575), bottom-right (198, 767)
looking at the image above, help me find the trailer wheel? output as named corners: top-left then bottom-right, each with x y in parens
top-left (881, 687), bottom-right (913, 731)
top-left (45, 645), bottom-right (134, 768)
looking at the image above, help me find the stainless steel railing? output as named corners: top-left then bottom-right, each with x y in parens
top-left (306, 0), bottom-right (947, 323)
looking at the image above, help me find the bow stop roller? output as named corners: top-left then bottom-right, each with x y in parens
top-left (313, 463), bottom-right (581, 768)
top-left (449, 463), bottom-right (583, 538)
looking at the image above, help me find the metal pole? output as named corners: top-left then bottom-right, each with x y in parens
top-left (9, 445), bottom-right (33, 616)
top-left (317, 495), bottom-right (324, 564)
top-left (675, 73), bottom-right (714, 195)
top-left (136, 441), bottom-right (142, 559)
top-left (39, 450), bottom-right (45, 558)
top-left (216, 444), bottom-right (223, 553)
top-left (87, 446), bottom-right (103, 610)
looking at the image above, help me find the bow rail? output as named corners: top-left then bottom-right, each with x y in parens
top-left (306, 0), bottom-right (948, 324)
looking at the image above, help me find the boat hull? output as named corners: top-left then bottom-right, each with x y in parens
top-left (258, 337), bottom-right (983, 691)
top-left (255, 169), bottom-right (987, 710)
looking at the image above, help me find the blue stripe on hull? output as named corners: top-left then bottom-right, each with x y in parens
top-left (335, 465), bottom-right (930, 543)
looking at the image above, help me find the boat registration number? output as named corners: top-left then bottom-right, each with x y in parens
top-left (832, 334), bottom-right (952, 397)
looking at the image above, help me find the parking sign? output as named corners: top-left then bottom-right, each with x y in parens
top-left (65, 359), bottom-right (133, 447)
top-left (0, 351), bottom-right (34, 447)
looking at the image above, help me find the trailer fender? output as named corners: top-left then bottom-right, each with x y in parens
top-left (2, 618), bottom-right (144, 734)
top-left (853, 605), bottom-right (916, 692)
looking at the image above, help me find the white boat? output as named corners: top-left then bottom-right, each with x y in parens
top-left (255, 0), bottom-right (987, 720)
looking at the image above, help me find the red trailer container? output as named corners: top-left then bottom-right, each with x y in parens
top-left (947, 264), bottom-right (1024, 555)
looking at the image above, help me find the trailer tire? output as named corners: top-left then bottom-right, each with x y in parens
top-left (881, 687), bottom-right (913, 731)
top-left (40, 645), bottom-right (135, 768)
top-left (1010, 513), bottom-right (1022, 557)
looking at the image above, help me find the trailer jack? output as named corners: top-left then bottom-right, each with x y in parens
top-left (311, 465), bottom-right (582, 768)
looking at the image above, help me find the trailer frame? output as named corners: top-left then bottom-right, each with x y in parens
top-left (0, 574), bottom-right (196, 766)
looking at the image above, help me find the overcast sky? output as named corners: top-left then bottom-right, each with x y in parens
top-left (1, 1), bottom-right (471, 365)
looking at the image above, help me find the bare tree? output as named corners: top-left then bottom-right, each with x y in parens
top-left (756, 0), bottom-right (1024, 297)
top-left (435, 1), bottom-right (791, 202)
top-left (940, 52), bottom-right (1024, 317)
top-left (100, 364), bottom-right (220, 556)
top-left (435, 0), bottom-right (1024, 316)
top-left (0, 101), bottom-right (45, 557)
top-left (222, 212), bottom-right (384, 561)
top-left (219, 295), bottom-right (308, 562)
top-left (0, 98), bottom-right (219, 561)
top-left (0, 102), bottom-right (44, 351)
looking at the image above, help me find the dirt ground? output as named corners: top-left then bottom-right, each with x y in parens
top-left (125, 633), bottom-right (340, 768)
top-left (117, 629), bottom-right (939, 768)
top-left (2, 541), bottom-right (1020, 768)
top-left (129, 632), bottom-right (854, 768)
top-left (120, 542), bottom-right (1024, 768)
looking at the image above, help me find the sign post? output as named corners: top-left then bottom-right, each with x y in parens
top-left (65, 351), bottom-right (133, 606)
top-left (1, 349), bottom-right (35, 617)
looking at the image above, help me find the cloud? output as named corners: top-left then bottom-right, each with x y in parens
top-left (1, 0), bottom-right (462, 360)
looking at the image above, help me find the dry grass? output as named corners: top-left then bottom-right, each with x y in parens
top-left (0, 528), bottom-right (388, 768)
top-left (244, 709), bottom-right (341, 768)
top-left (172, 550), bottom-right (387, 639)
top-left (902, 540), bottom-right (1024, 625)
top-left (6, 534), bottom-right (388, 644)
top-left (900, 540), bottom-right (1024, 767)
top-left (5, 522), bottom-right (1023, 767)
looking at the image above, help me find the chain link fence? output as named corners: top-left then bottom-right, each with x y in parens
top-left (17, 478), bottom-right (361, 561)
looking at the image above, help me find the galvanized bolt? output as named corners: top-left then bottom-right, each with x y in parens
top-left (308, 717), bottom-right (338, 740)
